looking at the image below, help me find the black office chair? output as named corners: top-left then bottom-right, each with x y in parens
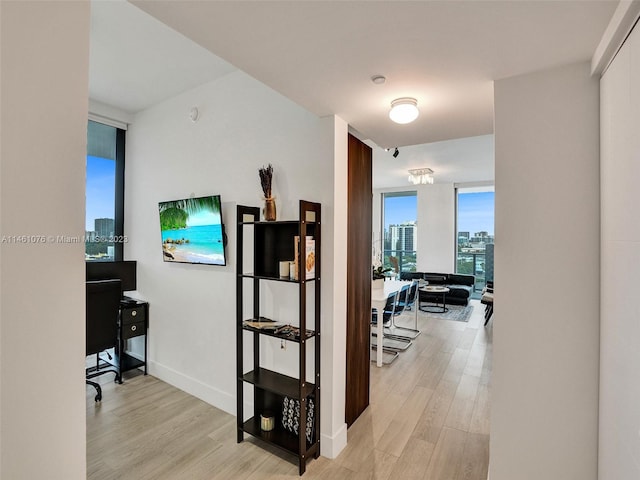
top-left (86, 279), bottom-right (121, 401)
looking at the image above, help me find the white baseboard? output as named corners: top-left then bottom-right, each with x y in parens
top-left (148, 360), bottom-right (236, 415)
top-left (320, 422), bottom-right (347, 459)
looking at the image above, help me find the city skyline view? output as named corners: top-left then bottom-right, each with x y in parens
top-left (382, 190), bottom-right (494, 280)
top-left (383, 190), bottom-right (495, 235)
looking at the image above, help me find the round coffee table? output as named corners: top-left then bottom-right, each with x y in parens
top-left (419, 286), bottom-right (450, 313)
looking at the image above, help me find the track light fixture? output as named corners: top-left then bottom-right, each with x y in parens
top-left (392, 148), bottom-right (399, 158)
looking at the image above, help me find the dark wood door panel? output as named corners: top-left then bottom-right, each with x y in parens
top-left (345, 133), bottom-right (372, 426)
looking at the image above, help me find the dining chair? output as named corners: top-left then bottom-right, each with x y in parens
top-left (371, 292), bottom-right (412, 361)
top-left (385, 283), bottom-right (421, 339)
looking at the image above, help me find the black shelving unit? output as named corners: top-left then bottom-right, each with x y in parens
top-left (236, 200), bottom-right (321, 475)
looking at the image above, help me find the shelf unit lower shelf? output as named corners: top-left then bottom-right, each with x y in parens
top-left (241, 416), bottom-right (319, 458)
top-left (119, 352), bottom-right (145, 372)
top-left (242, 368), bottom-right (315, 399)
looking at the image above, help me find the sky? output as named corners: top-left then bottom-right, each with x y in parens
top-left (384, 191), bottom-right (494, 235)
top-left (86, 155), bottom-right (115, 231)
top-left (457, 191), bottom-right (494, 235)
top-left (187, 209), bottom-right (219, 227)
top-left (384, 195), bottom-right (417, 228)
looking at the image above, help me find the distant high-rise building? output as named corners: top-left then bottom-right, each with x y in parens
top-left (470, 232), bottom-right (494, 245)
top-left (388, 222), bottom-right (417, 251)
top-left (95, 218), bottom-right (114, 237)
top-left (475, 231), bottom-right (490, 238)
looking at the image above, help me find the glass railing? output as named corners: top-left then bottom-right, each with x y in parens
top-left (382, 249), bottom-right (417, 276)
top-left (456, 252), bottom-right (489, 292)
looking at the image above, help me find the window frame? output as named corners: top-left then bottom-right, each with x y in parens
top-left (454, 184), bottom-right (495, 291)
top-left (86, 120), bottom-right (126, 262)
top-left (381, 190), bottom-right (418, 274)
top-left (113, 127), bottom-right (126, 261)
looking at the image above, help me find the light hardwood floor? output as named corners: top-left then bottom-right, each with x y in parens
top-left (87, 299), bottom-right (491, 479)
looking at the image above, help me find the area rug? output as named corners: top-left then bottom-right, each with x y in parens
top-left (421, 304), bottom-right (474, 322)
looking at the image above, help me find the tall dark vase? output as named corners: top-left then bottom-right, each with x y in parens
top-left (264, 197), bottom-right (276, 221)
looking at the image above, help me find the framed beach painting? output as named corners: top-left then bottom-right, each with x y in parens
top-left (158, 195), bottom-right (226, 266)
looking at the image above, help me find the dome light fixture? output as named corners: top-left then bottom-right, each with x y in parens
top-left (389, 97), bottom-right (419, 124)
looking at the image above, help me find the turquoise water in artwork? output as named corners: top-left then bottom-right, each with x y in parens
top-left (161, 224), bottom-right (225, 265)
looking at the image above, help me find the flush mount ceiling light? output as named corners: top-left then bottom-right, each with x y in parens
top-left (389, 97), bottom-right (419, 124)
top-left (408, 168), bottom-right (434, 185)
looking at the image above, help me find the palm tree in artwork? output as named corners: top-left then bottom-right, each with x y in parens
top-left (158, 196), bottom-right (221, 230)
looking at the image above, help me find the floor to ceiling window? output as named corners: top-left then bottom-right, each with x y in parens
top-left (381, 191), bottom-right (417, 275)
top-left (86, 120), bottom-right (126, 261)
top-left (456, 186), bottom-right (495, 291)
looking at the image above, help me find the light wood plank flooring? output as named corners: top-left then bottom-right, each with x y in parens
top-left (87, 299), bottom-right (491, 479)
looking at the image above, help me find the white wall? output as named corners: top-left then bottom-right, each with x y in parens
top-left (417, 184), bottom-right (456, 272)
top-left (0, 1), bottom-right (89, 478)
top-left (599, 22), bottom-right (640, 480)
top-left (125, 71), bottom-right (348, 456)
top-left (492, 62), bottom-right (600, 480)
top-left (373, 184), bottom-right (456, 273)
top-left (325, 117), bottom-right (349, 456)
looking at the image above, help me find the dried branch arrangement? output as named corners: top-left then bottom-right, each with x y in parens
top-left (259, 164), bottom-right (274, 199)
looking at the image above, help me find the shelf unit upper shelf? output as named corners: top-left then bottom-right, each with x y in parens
top-left (238, 273), bottom-right (317, 283)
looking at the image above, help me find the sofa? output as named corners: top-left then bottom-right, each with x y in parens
top-left (399, 271), bottom-right (475, 306)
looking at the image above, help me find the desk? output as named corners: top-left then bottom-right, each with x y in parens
top-left (371, 280), bottom-right (411, 367)
top-left (116, 299), bottom-right (148, 381)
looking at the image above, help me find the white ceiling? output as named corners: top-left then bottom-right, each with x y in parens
top-left (89, 1), bottom-right (235, 114)
top-left (89, 0), bottom-right (618, 187)
top-left (373, 134), bottom-right (494, 189)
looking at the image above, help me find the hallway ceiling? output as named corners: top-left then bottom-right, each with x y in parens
top-left (89, 1), bottom-right (617, 187)
top-left (127, 0), bottom-right (616, 149)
